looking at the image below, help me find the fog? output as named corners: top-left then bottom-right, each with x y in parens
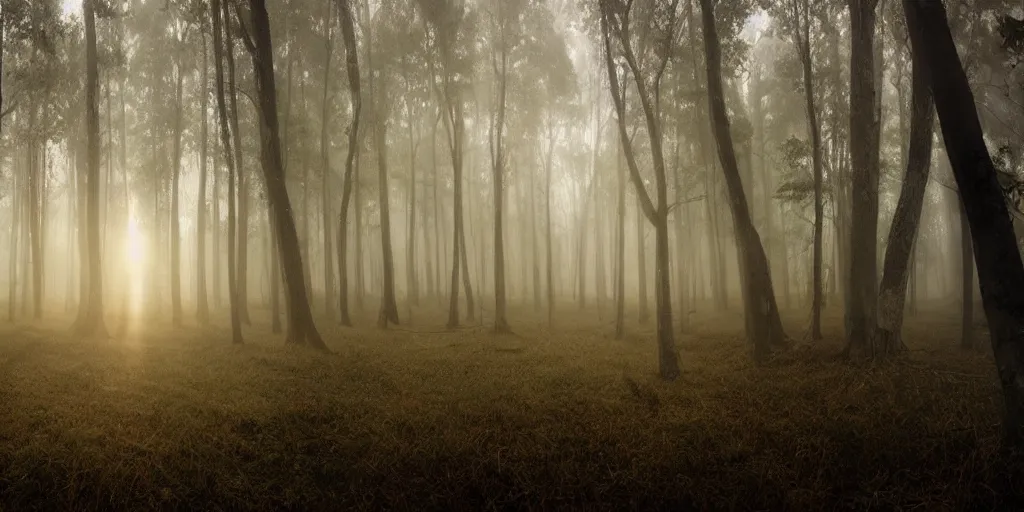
top-left (2, 0), bottom-right (1024, 508)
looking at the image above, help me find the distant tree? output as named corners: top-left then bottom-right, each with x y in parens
top-left (335, 0), bottom-right (361, 327)
top-left (75, 0), bottom-right (107, 337)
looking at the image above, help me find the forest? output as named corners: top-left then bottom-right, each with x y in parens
top-left (1, 0), bottom-right (1024, 508)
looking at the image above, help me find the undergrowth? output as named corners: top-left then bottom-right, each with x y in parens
top-left (0, 303), bottom-right (1021, 510)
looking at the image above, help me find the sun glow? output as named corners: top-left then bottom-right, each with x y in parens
top-left (125, 213), bottom-right (146, 314)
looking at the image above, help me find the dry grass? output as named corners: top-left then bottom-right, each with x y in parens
top-left (0, 301), bottom-right (1022, 510)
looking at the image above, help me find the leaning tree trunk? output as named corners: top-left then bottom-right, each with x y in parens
top-left (76, 0), bottom-right (107, 337)
top-left (845, 0), bottom-right (882, 356)
top-left (876, 41), bottom-right (934, 353)
top-left (246, 0), bottom-right (327, 349)
top-left (335, 0), bottom-right (360, 327)
top-left (213, 0), bottom-right (242, 344)
top-left (904, 0), bottom-right (1024, 444)
top-left (700, 0), bottom-right (787, 360)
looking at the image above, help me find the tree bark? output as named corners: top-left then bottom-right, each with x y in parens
top-left (335, 0), bottom-right (360, 327)
top-left (700, 0), bottom-right (787, 360)
top-left (320, 1), bottom-right (335, 319)
top-left (197, 27), bottom-right (211, 325)
top-left (170, 60), bottom-right (184, 326)
top-left (244, 0), bottom-right (327, 349)
top-left (600, 0), bottom-right (680, 380)
top-left (904, 0), bottom-right (1024, 444)
top-left (213, 0), bottom-right (242, 344)
top-left (224, 9), bottom-right (250, 325)
top-left (76, 0), bottom-right (107, 337)
top-left (844, 0), bottom-right (882, 355)
top-left (374, 105), bottom-right (400, 327)
top-left (876, 40), bottom-right (933, 353)
top-left (792, 0), bottom-right (824, 340)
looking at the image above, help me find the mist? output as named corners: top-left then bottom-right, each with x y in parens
top-left (2, 0), bottom-right (1024, 508)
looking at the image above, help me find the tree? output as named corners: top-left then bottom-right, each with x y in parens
top-left (211, 0), bottom-right (242, 344)
top-left (600, 0), bottom-right (680, 380)
top-left (488, 0), bottom-right (513, 333)
top-left (335, 0), bottom-right (361, 327)
top-left (240, 0), bottom-right (327, 349)
top-left (73, 0), bottom-right (107, 337)
top-left (876, 30), bottom-right (933, 352)
top-left (196, 21), bottom-right (211, 325)
top-left (319, 0), bottom-right (336, 319)
top-left (699, 0), bottom-right (787, 360)
top-left (844, 0), bottom-right (881, 356)
top-left (903, 0), bottom-right (1024, 444)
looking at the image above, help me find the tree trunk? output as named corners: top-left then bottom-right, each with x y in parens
top-left (491, 30), bottom-right (509, 332)
top-left (792, 0), bottom-right (824, 340)
top-left (170, 61), bottom-right (184, 326)
top-left (904, 0), bottom-right (1024, 443)
top-left (876, 40), bottom-right (933, 353)
top-left (700, 0), bottom-right (787, 360)
top-left (335, 0), bottom-right (360, 327)
top-left (544, 128), bottom-right (555, 327)
top-left (615, 139), bottom-right (625, 339)
top-left (374, 109), bottom-right (400, 327)
top-left (600, 3), bottom-right (680, 380)
top-left (844, 0), bottom-right (882, 355)
top-left (224, 10), bottom-right (250, 325)
top-left (320, 2), bottom-right (335, 319)
top-left (196, 28), bottom-right (211, 324)
top-left (76, 0), bottom-right (107, 337)
top-left (212, 0), bottom-right (242, 344)
top-left (245, 0), bottom-right (327, 349)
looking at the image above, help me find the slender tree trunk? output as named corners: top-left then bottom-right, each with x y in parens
top-left (491, 31), bottom-right (509, 332)
top-left (197, 28), bottom-right (211, 324)
top-left (636, 195), bottom-right (648, 323)
top-left (170, 62), bottom-right (184, 326)
top-left (320, 3), bottom-right (335, 319)
top-left (543, 127), bottom-right (556, 326)
top-left (374, 110), bottom-right (400, 327)
top-left (792, 0), bottom-right (824, 340)
top-left (224, 12), bottom-right (250, 325)
top-left (335, 0), bottom-right (360, 327)
top-left (8, 167), bottom-right (19, 321)
top-left (615, 139), bottom-right (625, 339)
top-left (76, 0), bottom-right (107, 337)
top-left (876, 41), bottom-right (933, 353)
top-left (212, 0), bottom-right (242, 344)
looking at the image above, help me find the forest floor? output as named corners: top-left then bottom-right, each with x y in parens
top-left (0, 300), bottom-right (1021, 510)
